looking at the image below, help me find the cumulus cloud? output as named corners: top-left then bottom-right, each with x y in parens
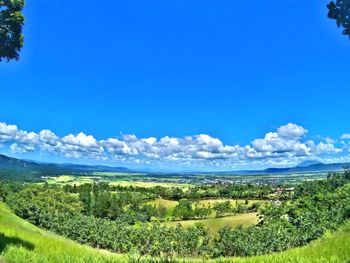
top-left (0, 122), bottom-right (18, 142)
top-left (341, 134), bottom-right (350, 140)
top-left (0, 121), bottom-right (346, 169)
top-left (277, 123), bottom-right (308, 139)
top-left (252, 124), bottom-right (310, 157)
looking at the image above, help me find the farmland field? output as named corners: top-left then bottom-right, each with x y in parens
top-left (45, 175), bottom-right (189, 188)
top-left (44, 170), bottom-right (329, 189)
top-left (164, 213), bottom-right (258, 233)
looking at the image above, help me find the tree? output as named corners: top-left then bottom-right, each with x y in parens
top-left (213, 201), bottom-right (232, 218)
top-left (0, 0), bottom-right (24, 61)
top-left (327, 0), bottom-right (350, 38)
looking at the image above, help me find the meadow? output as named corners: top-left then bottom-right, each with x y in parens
top-left (164, 213), bottom-right (258, 233)
top-left (148, 198), bottom-right (264, 232)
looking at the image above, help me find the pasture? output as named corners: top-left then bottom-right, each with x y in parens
top-left (164, 213), bottom-right (259, 233)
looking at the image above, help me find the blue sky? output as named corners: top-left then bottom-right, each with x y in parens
top-left (0, 0), bottom-right (350, 170)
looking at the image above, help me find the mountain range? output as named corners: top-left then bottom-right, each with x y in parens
top-left (0, 154), bottom-right (132, 181)
top-left (0, 153), bottom-right (349, 181)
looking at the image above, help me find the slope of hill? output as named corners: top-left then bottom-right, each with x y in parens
top-left (2, 153), bottom-right (350, 183)
top-left (296, 160), bottom-right (323, 168)
top-left (0, 202), bottom-right (125, 263)
top-left (262, 162), bottom-right (350, 174)
top-left (0, 154), bottom-right (132, 181)
top-left (0, 202), bottom-right (349, 263)
top-left (0, 154), bottom-right (70, 181)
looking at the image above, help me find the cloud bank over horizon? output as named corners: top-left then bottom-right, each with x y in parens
top-left (0, 121), bottom-right (349, 170)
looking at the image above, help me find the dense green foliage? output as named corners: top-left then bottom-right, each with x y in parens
top-left (1, 200), bottom-right (350, 263)
top-left (74, 183), bottom-right (161, 224)
top-left (3, 171), bottom-right (350, 259)
top-left (172, 199), bottom-right (212, 220)
top-left (328, 0), bottom-right (350, 38)
top-left (0, 0), bottom-right (24, 61)
top-left (96, 183), bottom-right (275, 201)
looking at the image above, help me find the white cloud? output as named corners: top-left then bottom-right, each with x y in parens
top-left (62, 133), bottom-right (99, 148)
top-left (341, 134), bottom-right (350, 140)
top-left (252, 131), bottom-right (311, 157)
top-left (313, 142), bottom-right (342, 155)
top-left (277, 123), bottom-right (308, 139)
top-left (0, 121), bottom-right (347, 169)
top-left (0, 122), bottom-right (19, 142)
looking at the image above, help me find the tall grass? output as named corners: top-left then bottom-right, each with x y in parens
top-left (0, 203), bottom-right (126, 263)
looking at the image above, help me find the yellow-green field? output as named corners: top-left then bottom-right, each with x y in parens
top-left (147, 199), bottom-right (178, 209)
top-left (150, 198), bottom-right (265, 209)
top-left (164, 213), bottom-right (258, 233)
top-left (148, 198), bottom-right (266, 222)
top-left (109, 181), bottom-right (188, 188)
top-left (1, 202), bottom-right (349, 263)
top-left (45, 175), bottom-right (188, 188)
top-left (45, 175), bottom-right (96, 185)
top-left (92, 172), bottom-right (147, 177)
top-left (197, 199), bottom-right (264, 207)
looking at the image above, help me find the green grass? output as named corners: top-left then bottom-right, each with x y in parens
top-left (45, 175), bottom-right (96, 185)
top-left (1, 202), bottom-right (349, 263)
top-left (234, 222), bottom-right (350, 263)
top-left (0, 202), bottom-right (127, 263)
top-left (149, 198), bottom-right (266, 223)
top-left (148, 199), bottom-right (179, 209)
top-left (164, 213), bottom-right (258, 233)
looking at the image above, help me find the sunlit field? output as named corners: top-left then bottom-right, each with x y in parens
top-left (164, 213), bottom-right (258, 233)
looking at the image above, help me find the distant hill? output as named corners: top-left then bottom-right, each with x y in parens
top-left (0, 154), bottom-right (132, 181)
top-left (215, 160), bottom-right (350, 175)
top-left (1, 153), bottom-right (349, 182)
top-left (263, 161), bottom-right (349, 174)
top-left (0, 154), bottom-right (69, 181)
top-left (58, 163), bottom-right (132, 173)
top-left (296, 160), bottom-right (323, 168)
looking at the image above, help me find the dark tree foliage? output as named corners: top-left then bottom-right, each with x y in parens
top-left (0, 0), bottom-right (24, 61)
top-left (328, 0), bottom-right (350, 38)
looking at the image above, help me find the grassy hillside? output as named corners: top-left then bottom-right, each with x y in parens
top-left (235, 223), bottom-right (350, 263)
top-left (0, 203), bottom-right (126, 263)
top-left (0, 202), bottom-right (349, 263)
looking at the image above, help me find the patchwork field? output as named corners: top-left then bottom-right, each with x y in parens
top-left (44, 170), bottom-right (329, 189)
top-left (45, 175), bottom-right (188, 188)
